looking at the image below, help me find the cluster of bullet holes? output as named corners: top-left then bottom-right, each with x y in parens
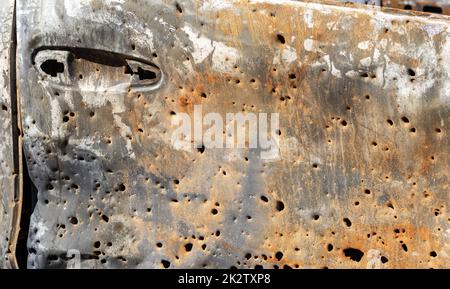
top-left (62, 110), bottom-right (75, 123)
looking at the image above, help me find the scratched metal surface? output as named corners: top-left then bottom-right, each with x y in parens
top-left (17, 0), bottom-right (449, 268)
top-left (0, 0), bottom-right (19, 269)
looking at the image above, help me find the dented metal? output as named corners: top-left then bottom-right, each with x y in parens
top-left (0, 0), bottom-right (446, 269)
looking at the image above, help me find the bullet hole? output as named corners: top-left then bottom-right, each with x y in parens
top-left (201, 92), bottom-right (207, 98)
top-left (173, 179), bottom-right (180, 185)
top-left (381, 256), bottom-right (389, 263)
top-left (354, 201), bottom-right (360, 206)
top-left (360, 72), bottom-right (369, 78)
top-left (94, 241), bottom-right (101, 248)
top-left (371, 142), bottom-right (378, 147)
top-left (161, 259), bottom-right (170, 268)
top-left (343, 218), bottom-right (352, 227)
top-left (312, 163), bottom-right (319, 169)
top-left (250, 78), bottom-right (256, 83)
top-left (89, 111), bottom-right (95, 117)
top-left (1, 104), bottom-right (7, 111)
top-left (276, 34), bottom-right (286, 44)
top-left (341, 120), bottom-right (347, 126)
top-left (197, 144), bottom-right (205, 154)
top-left (215, 230), bottom-right (221, 237)
top-left (131, 44), bottom-right (135, 50)
top-left (201, 244), bottom-right (206, 250)
top-left (365, 94), bottom-right (370, 100)
top-left (289, 73), bottom-right (296, 79)
top-left (410, 127), bottom-right (416, 133)
top-left (78, 74), bottom-right (83, 79)
top-left (46, 183), bottom-right (54, 190)
top-left (40, 59), bottom-right (64, 77)
top-left (327, 244), bottom-right (333, 251)
top-left (184, 243), bottom-right (193, 252)
top-left (69, 216), bottom-right (78, 225)
top-left (435, 128), bottom-right (441, 133)
top-left (401, 243), bottom-right (408, 252)
top-left (211, 208), bottom-right (218, 215)
top-left (276, 129), bottom-right (281, 136)
top-left (260, 195), bottom-right (269, 202)
top-left (275, 200), bottom-right (285, 212)
top-left (275, 251), bottom-right (283, 261)
top-left (364, 189), bottom-right (371, 195)
top-left (101, 215), bottom-right (109, 223)
top-left (175, 2), bottom-right (182, 13)
top-left (343, 248), bottom-right (364, 262)
top-left (156, 242), bottom-right (163, 248)
top-left (118, 183), bottom-right (126, 191)
top-left (245, 253), bottom-right (252, 259)
top-left (407, 68), bottom-right (415, 77)
top-left (401, 116), bottom-right (410, 123)
top-left (387, 119), bottom-right (394, 126)
top-left (312, 214), bottom-right (320, 220)
top-left (430, 251), bottom-right (437, 257)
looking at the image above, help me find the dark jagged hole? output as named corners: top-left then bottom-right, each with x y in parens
top-left (94, 241), bottom-right (101, 248)
top-left (407, 68), bottom-right (415, 77)
top-left (124, 65), bottom-right (157, 80)
top-left (101, 214), bottom-right (109, 223)
top-left (40, 59), bottom-right (64, 77)
top-left (364, 189), bottom-right (371, 195)
top-left (260, 195), bottom-right (269, 202)
top-left (276, 200), bottom-right (285, 212)
top-left (343, 248), bottom-right (364, 262)
top-left (211, 208), bottom-right (218, 215)
top-left (156, 242), bottom-right (163, 248)
top-left (430, 251), bottom-right (437, 257)
top-left (275, 251), bottom-right (283, 261)
top-left (184, 243), bottom-right (193, 252)
top-left (423, 6), bottom-right (442, 14)
top-left (289, 73), bottom-right (296, 79)
top-left (387, 119), bottom-right (394, 126)
top-left (161, 259), bottom-right (170, 268)
top-left (327, 244), bottom-right (333, 251)
top-left (404, 4), bottom-right (412, 10)
top-left (1, 104), bottom-right (7, 111)
top-left (381, 256), bottom-right (389, 263)
top-left (401, 116), bottom-right (410, 123)
top-left (312, 214), bottom-right (320, 220)
top-left (276, 34), bottom-right (286, 44)
top-left (175, 2), bottom-right (183, 13)
top-left (197, 144), bottom-right (205, 154)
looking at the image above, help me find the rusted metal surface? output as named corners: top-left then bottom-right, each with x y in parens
top-left (16, 0), bottom-right (450, 268)
top-left (0, 0), bottom-right (20, 269)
